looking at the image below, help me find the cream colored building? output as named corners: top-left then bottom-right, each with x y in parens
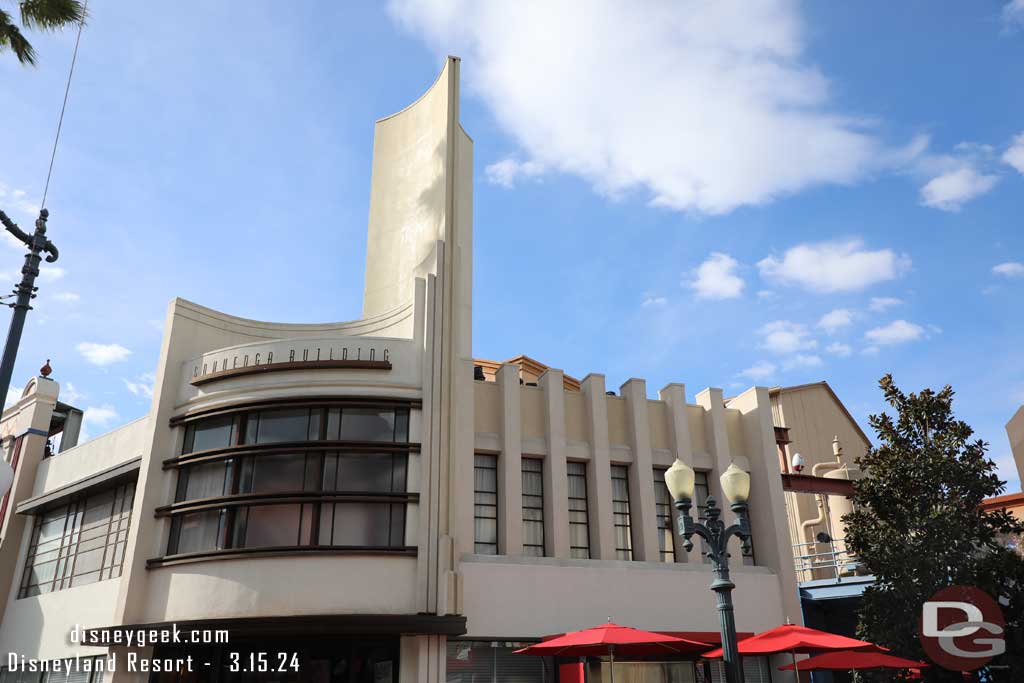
top-left (1009, 405), bottom-right (1024, 484)
top-left (0, 59), bottom-right (872, 683)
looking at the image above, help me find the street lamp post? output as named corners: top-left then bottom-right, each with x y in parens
top-left (0, 208), bottom-right (59, 417)
top-left (664, 461), bottom-right (752, 683)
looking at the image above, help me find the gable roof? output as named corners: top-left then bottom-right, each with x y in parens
top-left (473, 354), bottom-right (581, 391)
top-left (768, 381), bottom-right (872, 448)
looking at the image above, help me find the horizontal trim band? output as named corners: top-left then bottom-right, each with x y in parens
top-left (146, 545), bottom-right (418, 569)
top-left (85, 612), bottom-right (464, 639)
top-left (16, 457), bottom-right (142, 515)
top-left (164, 440), bottom-right (421, 469)
top-left (780, 473), bottom-right (855, 495)
top-left (169, 396), bottom-right (421, 427)
top-left (155, 491), bottom-right (419, 516)
top-left (191, 359), bottom-right (392, 387)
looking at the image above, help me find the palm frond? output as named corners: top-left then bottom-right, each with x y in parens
top-left (19, 0), bottom-right (86, 31)
top-left (0, 9), bottom-right (37, 65)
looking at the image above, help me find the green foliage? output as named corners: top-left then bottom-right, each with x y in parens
top-left (0, 0), bottom-right (85, 66)
top-left (845, 375), bottom-right (1024, 681)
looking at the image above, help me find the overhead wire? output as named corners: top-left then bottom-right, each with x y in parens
top-left (40, 0), bottom-right (89, 211)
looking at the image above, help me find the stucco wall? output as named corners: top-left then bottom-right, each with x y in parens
top-left (1008, 406), bottom-right (1024, 484)
top-left (140, 556), bottom-right (419, 623)
top-left (31, 417), bottom-right (149, 496)
top-left (460, 556), bottom-right (786, 638)
top-left (363, 62), bottom-right (453, 324)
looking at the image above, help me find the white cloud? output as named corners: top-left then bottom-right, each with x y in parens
top-left (756, 290), bottom-right (776, 301)
top-left (690, 252), bottom-right (744, 300)
top-left (993, 262), bottom-right (1024, 278)
top-left (758, 239), bottom-right (909, 293)
top-left (387, 0), bottom-right (899, 215)
top-left (84, 405), bottom-right (119, 427)
top-left (782, 354), bottom-right (822, 370)
top-left (61, 381), bottom-right (83, 404)
top-left (817, 308), bottom-right (854, 334)
top-left (77, 342), bottom-right (132, 366)
top-left (39, 266), bottom-right (65, 281)
top-left (123, 373), bottom-right (155, 399)
top-left (861, 345), bottom-right (880, 355)
top-left (0, 182), bottom-right (39, 221)
top-left (641, 294), bottom-right (668, 307)
top-left (1003, 0), bottom-right (1024, 31)
top-left (759, 320), bottom-right (816, 354)
top-left (485, 157), bottom-right (545, 188)
top-left (864, 319), bottom-right (925, 345)
top-left (738, 361), bottom-right (776, 381)
top-left (82, 405), bottom-right (119, 439)
top-left (54, 291), bottom-right (80, 302)
top-left (825, 342), bottom-right (852, 357)
top-left (868, 296), bottom-right (903, 312)
top-left (4, 385), bottom-right (23, 408)
top-left (920, 166), bottom-right (998, 212)
top-left (1004, 132), bottom-right (1024, 174)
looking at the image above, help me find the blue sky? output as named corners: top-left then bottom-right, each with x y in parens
top-left (1, 1), bottom-right (1022, 491)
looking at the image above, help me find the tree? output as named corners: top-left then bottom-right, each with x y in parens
top-left (0, 0), bottom-right (85, 66)
top-left (844, 375), bottom-right (1024, 682)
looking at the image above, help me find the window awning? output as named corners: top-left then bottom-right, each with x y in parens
top-left (16, 457), bottom-right (141, 514)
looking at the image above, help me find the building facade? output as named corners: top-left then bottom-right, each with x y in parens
top-left (0, 59), bottom-right (862, 683)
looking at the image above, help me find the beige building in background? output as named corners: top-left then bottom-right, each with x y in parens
top-left (0, 58), bottom-right (874, 683)
top-left (1009, 405), bottom-right (1024, 483)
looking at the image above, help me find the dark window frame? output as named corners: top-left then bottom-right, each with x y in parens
top-left (521, 458), bottom-right (545, 557)
top-left (19, 481), bottom-right (135, 599)
top-left (566, 461), bottom-right (590, 559)
top-left (611, 464), bottom-right (633, 561)
top-left (653, 468), bottom-right (675, 563)
top-left (164, 403), bottom-right (414, 559)
top-left (473, 453), bottom-right (499, 555)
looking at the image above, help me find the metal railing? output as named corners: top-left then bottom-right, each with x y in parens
top-left (793, 538), bottom-right (864, 583)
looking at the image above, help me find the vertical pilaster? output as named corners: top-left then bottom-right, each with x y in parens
top-left (539, 369), bottom-right (570, 558)
top-left (727, 387), bottom-right (805, 626)
top-left (620, 379), bottom-right (658, 561)
top-left (581, 374), bottom-right (615, 559)
top-left (695, 387), bottom-right (742, 560)
top-left (498, 363), bottom-right (523, 555)
top-left (659, 383), bottom-right (695, 563)
top-left (0, 377), bottom-right (58, 626)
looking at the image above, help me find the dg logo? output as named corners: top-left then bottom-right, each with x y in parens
top-left (919, 585), bottom-right (1006, 671)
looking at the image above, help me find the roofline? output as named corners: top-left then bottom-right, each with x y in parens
top-left (980, 491), bottom-right (1024, 510)
top-left (769, 381), bottom-right (872, 448)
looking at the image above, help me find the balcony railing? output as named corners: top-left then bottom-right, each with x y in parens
top-left (793, 538), bottom-right (864, 583)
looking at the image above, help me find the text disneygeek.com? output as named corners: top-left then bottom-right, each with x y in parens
top-left (2, 624), bottom-right (309, 675)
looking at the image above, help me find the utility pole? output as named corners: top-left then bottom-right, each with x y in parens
top-left (0, 208), bottom-right (59, 408)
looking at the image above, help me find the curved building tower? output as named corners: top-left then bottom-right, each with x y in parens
top-left (0, 58), bottom-right (808, 683)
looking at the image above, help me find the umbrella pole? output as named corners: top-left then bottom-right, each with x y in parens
top-left (609, 645), bottom-right (615, 683)
top-left (792, 651), bottom-right (798, 683)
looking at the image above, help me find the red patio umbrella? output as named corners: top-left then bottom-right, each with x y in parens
top-left (516, 623), bottom-right (711, 683)
top-left (702, 624), bottom-right (880, 677)
top-left (778, 650), bottom-right (928, 672)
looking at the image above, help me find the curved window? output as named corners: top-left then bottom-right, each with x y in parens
top-left (164, 404), bottom-right (413, 559)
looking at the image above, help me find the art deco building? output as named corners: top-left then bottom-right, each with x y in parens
top-left (0, 58), bottom-right (871, 683)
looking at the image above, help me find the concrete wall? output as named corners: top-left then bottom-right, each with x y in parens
top-left (769, 384), bottom-right (869, 554)
top-left (0, 378), bottom-right (60, 635)
top-left (460, 556), bottom-right (786, 638)
top-left (141, 556), bottom-right (419, 622)
top-left (467, 372), bottom-right (803, 633)
top-left (31, 417), bottom-right (149, 496)
top-left (363, 59), bottom-right (455, 326)
top-left (1008, 406), bottom-right (1024, 484)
